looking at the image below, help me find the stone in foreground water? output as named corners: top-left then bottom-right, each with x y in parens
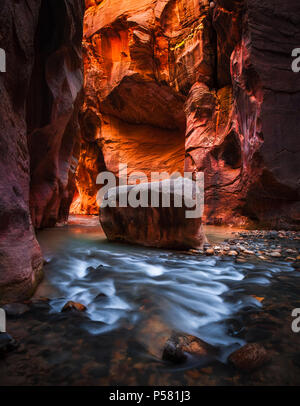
top-left (162, 333), bottom-right (217, 364)
top-left (228, 343), bottom-right (270, 372)
top-left (61, 301), bottom-right (87, 313)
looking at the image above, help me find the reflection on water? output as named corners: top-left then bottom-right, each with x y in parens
top-left (1, 215), bottom-right (298, 385)
top-left (35, 216), bottom-right (297, 367)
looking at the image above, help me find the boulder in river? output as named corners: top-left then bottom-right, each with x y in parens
top-left (100, 177), bottom-right (206, 250)
top-left (162, 333), bottom-right (217, 364)
top-left (61, 301), bottom-right (87, 313)
top-left (228, 343), bottom-right (270, 372)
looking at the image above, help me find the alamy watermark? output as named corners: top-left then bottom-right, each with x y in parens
top-left (0, 308), bottom-right (6, 332)
top-left (292, 48), bottom-right (300, 73)
top-left (0, 48), bottom-right (6, 72)
top-left (96, 165), bottom-right (204, 219)
top-left (292, 308), bottom-right (300, 333)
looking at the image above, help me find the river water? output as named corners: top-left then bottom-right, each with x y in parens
top-left (1, 215), bottom-right (300, 385)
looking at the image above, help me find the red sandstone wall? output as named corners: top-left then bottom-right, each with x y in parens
top-left (0, 0), bottom-right (85, 303)
top-left (75, 0), bottom-right (300, 228)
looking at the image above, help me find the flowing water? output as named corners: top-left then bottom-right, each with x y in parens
top-left (1, 215), bottom-right (300, 386)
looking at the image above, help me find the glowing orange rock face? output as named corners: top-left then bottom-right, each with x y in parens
top-left (73, 0), bottom-right (212, 215)
top-left (75, 0), bottom-right (300, 228)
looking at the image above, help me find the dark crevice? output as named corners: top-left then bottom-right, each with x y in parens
top-left (26, 0), bottom-right (67, 133)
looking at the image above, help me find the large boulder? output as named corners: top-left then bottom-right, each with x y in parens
top-left (228, 343), bottom-right (270, 373)
top-left (100, 177), bottom-right (207, 249)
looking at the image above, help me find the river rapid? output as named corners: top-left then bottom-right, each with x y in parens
top-left (1, 215), bottom-right (300, 386)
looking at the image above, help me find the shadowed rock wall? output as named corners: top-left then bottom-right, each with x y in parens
top-left (0, 0), bottom-right (85, 303)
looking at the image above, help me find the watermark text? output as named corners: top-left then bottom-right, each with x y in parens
top-left (292, 48), bottom-right (300, 73)
top-left (0, 48), bottom-right (6, 72)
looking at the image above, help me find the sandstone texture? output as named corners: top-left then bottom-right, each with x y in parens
top-left (100, 177), bottom-right (207, 249)
top-left (75, 0), bottom-right (300, 230)
top-left (0, 0), bottom-right (85, 303)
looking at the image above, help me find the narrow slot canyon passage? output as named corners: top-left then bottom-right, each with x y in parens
top-left (70, 102), bottom-right (186, 215)
top-left (0, 0), bottom-right (300, 388)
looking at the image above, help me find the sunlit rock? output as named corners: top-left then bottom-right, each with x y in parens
top-left (76, 0), bottom-right (300, 229)
top-left (162, 333), bottom-right (217, 364)
top-left (61, 301), bottom-right (87, 313)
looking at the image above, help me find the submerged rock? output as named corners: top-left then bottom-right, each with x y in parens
top-left (228, 343), bottom-right (270, 372)
top-left (95, 293), bottom-right (108, 300)
top-left (162, 333), bottom-right (217, 364)
top-left (0, 333), bottom-right (18, 355)
top-left (100, 177), bottom-right (207, 250)
top-left (61, 301), bottom-right (87, 313)
top-left (3, 303), bottom-right (30, 317)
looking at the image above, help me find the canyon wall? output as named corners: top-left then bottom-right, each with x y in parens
top-left (0, 0), bottom-right (85, 303)
top-left (230, 0), bottom-right (300, 228)
top-left (76, 0), bottom-right (300, 228)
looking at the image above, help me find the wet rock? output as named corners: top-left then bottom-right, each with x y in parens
top-left (61, 301), bottom-right (87, 313)
top-left (86, 266), bottom-right (97, 273)
top-left (100, 177), bottom-right (207, 250)
top-left (3, 303), bottom-right (30, 317)
top-left (269, 252), bottom-right (282, 258)
top-left (286, 249), bottom-right (298, 255)
top-left (205, 248), bottom-right (215, 256)
top-left (228, 343), bottom-right (270, 372)
top-left (95, 293), bottom-right (108, 300)
top-left (0, 333), bottom-right (18, 355)
top-left (228, 251), bottom-right (238, 257)
top-left (162, 333), bottom-right (217, 364)
top-left (244, 250), bottom-right (255, 255)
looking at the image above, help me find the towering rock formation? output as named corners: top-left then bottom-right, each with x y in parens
top-left (0, 0), bottom-right (85, 303)
top-left (76, 0), bottom-right (300, 229)
top-left (229, 0), bottom-right (300, 228)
